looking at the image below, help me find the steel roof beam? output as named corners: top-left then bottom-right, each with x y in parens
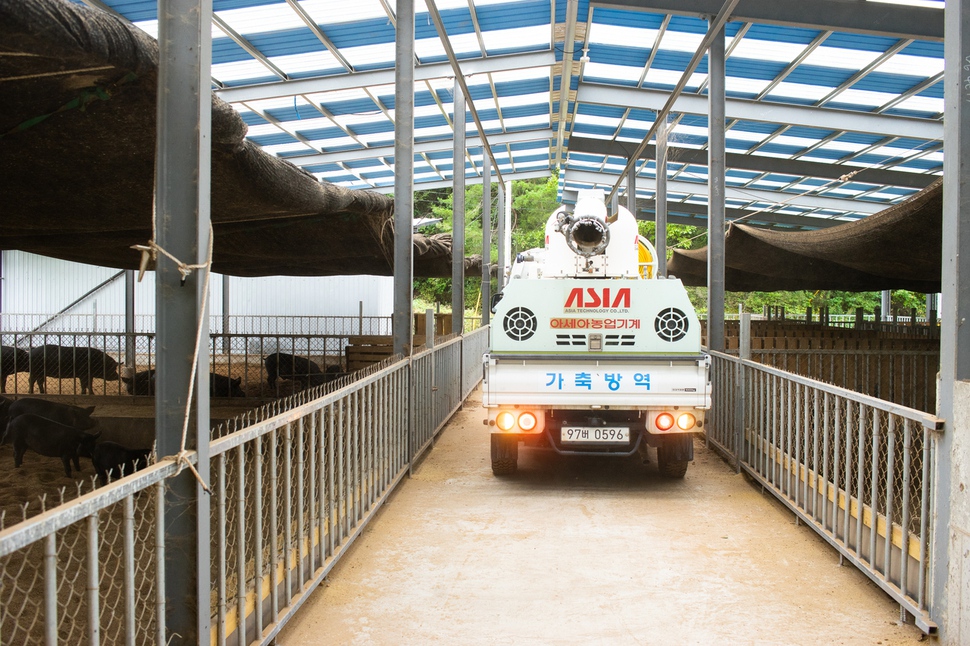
top-left (607, 0), bottom-right (741, 204)
top-left (285, 128), bottom-right (553, 166)
top-left (567, 136), bottom-right (936, 189)
top-left (576, 83), bottom-right (943, 141)
top-left (564, 168), bottom-right (887, 214)
top-left (594, 0), bottom-right (943, 41)
top-left (216, 50), bottom-right (555, 103)
top-left (561, 189), bottom-right (848, 229)
top-left (372, 169), bottom-right (551, 193)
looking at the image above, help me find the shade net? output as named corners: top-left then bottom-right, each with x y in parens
top-left (0, 0), bottom-right (479, 279)
top-left (667, 179), bottom-right (942, 292)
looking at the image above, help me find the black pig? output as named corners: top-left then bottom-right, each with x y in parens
top-left (265, 352), bottom-right (322, 389)
top-left (28, 344), bottom-right (120, 394)
top-left (6, 397), bottom-right (97, 434)
top-left (7, 413), bottom-right (101, 477)
top-left (210, 372), bottom-right (245, 398)
top-left (121, 368), bottom-right (156, 395)
top-left (1, 347), bottom-right (29, 393)
top-left (90, 441), bottom-right (152, 485)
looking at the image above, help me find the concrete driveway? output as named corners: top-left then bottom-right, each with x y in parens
top-left (278, 387), bottom-right (923, 645)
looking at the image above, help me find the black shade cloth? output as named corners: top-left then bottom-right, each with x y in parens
top-left (0, 0), bottom-right (480, 278)
top-left (667, 178), bottom-right (942, 292)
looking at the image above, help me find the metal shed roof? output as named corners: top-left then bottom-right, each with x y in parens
top-left (82, 0), bottom-right (945, 230)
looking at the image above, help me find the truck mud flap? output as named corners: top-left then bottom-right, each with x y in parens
top-left (661, 435), bottom-right (694, 461)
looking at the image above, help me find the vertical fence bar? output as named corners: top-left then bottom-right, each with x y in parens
top-left (340, 398), bottom-right (349, 542)
top-left (317, 409), bottom-right (326, 569)
top-left (124, 495), bottom-right (136, 646)
top-left (269, 429), bottom-right (279, 620)
top-left (899, 419), bottom-right (913, 598)
top-left (821, 393), bottom-right (830, 530)
top-left (44, 532), bottom-right (57, 646)
top-left (254, 436), bottom-right (264, 639)
top-left (296, 417), bottom-right (306, 588)
top-left (855, 404), bottom-right (866, 556)
top-left (217, 453), bottom-right (227, 646)
top-left (236, 445), bottom-right (247, 646)
top-left (918, 430), bottom-right (931, 609)
top-left (87, 513), bottom-right (100, 646)
top-left (883, 415), bottom-right (896, 579)
top-left (832, 396), bottom-right (842, 538)
top-left (811, 391), bottom-right (820, 521)
top-left (843, 401), bottom-right (854, 550)
top-left (869, 409), bottom-right (881, 567)
top-left (785, 379), bottom-right (794, 500)
top-left (155, 482), bottom-right (165, 646)
top-left (327, 404), bottom-right (336, 557)
top-left (283, 422), bottom-right (293, 606)
top-left (802, 384), bottom-right (809, 511)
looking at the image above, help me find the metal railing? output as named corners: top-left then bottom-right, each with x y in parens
top-left (0, 327), bottom-right (489, 645)
top-left (1, 314), bottom-right (393, 336)
top-left (708, 348), bottom-right (943, 634)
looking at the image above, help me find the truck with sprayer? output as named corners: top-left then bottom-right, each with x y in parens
top-left (482, 188), bottom-right (711, 477)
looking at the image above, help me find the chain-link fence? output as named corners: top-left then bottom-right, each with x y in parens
top-left (708, 349), bottom-right (941, 634)
top-left (0, 331), bottom-right (393, 399)
top-left (0, 326), bottom-right (488, 645)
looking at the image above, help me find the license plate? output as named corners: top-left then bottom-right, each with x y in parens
top-left (561, 427), bottom-right (629, 444)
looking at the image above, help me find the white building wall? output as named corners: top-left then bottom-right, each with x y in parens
top-left (1, 251), bottom-right (393, 332)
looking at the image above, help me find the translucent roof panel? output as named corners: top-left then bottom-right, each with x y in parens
top-left (93, 0), bottom-right (946, 228)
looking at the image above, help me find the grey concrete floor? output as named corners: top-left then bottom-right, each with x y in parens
top-left (278, 387), bottom-right (925, 645)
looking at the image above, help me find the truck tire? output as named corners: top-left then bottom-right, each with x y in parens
top-left (490, 435), bottom-right (518, 476)
top-left (657, 446), bottom-right (689, 479)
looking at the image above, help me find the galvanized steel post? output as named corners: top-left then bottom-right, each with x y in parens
top-left (496, 181), bottom-right (506, 289)
top-left (626, 159), bottom-right (636, 216)
top-left (656, 118), bottom-right (668, 277)
top-left (155, 0), bottom-right (212, 641)
top-left (706, 23), bottom-right (726, 353)
top-left (936, 0), bottom-right (970, 636)
top-left (452, 79), bottom-right (466, 335)
top-left (393, 0), bottom-right (415, 357)
top-left (125, 270), bottom-right (135, 374)
top-left (481, 152), bottom-right (491, 327)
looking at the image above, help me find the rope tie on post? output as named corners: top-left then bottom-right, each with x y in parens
top-left (130, 221), bottom-right (214, 495)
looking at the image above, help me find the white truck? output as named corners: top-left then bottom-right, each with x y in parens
top-left (483, 189), bottom-right (711, 478)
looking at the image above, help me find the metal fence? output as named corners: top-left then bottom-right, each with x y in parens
top-left (1, 332), bottom-right (379, 398)
top-left (746, 349), bottom-right (939, 414)
top-left (707, 348), bottom-right (943, 634)
top-left (0, 314), bottom-right (392, 336)
top-left (0, 327), bottom-right (489, 645)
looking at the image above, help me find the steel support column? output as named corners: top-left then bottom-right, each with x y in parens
top-left (706, 24), bottom-right (726, 353)
top-left (936, 0), bottom-right (970, 638)
top-left (393, 0), bottom-right (415, 356)
top-left (125, 270), bottom-right (135, 372)
top-left (481, 151), bottom-right (491, 327)
top-left (155, 0), bottom-right (211, 642)
top-left (656, 119), bottom-right (668, 277)
top-left (452, 79), bottom-right (465, 335)
top-left (626, 160), bottom-right (636, 216)
top-left (222, 274), bottom-right (230, 354)
top-left (881, 290), bottom-right (892, 321)
top-left (497, 181), bottom-right (507, 289)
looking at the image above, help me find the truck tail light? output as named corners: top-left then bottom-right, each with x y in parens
top-left (518, 412), bottom-right (537, 431)
top-left (655, 412), bottom-right (675, 431)
top-left (496, 411), bottom-right (516, 431)
top-left (677, 413), bottom-right (696, 430)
